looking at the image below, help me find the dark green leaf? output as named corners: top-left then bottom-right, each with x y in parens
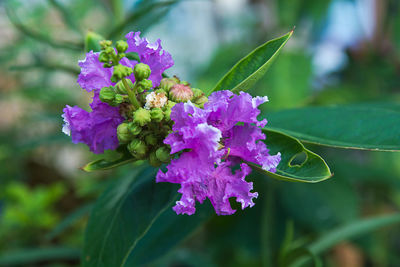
top-left (82, 166), bottom-right (212, 267)
top-left (46, 204), bottom-right (93, 240)
top-left (264, 104), bottom-right (400, 151)
top-left (248, 129), bottom-right (332, 183)
top-left (291, 213), bottom-right (400, 267)
top-left (82, 152), bottom-right (135, 172)
top-left (207, 31), bottom-right (293, 95)
top-left (0, 247), bottom-right (80, 266)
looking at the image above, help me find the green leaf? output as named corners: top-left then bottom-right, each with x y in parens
top-left (82, 152), bottom-right (135, 172)
top-left (46, 204), bottom-right (93, 240)
top-left (82, 166), bottom-right (212, 267)
top-left (248, 129), bottom-right (332, 183)
top-left (207, 30), bottom-right (293, 95)
top-left (291, 213), bottom-right (400, 267)
top-left (0, 247), bottom-right (80, 266)
top-left (264, 104), bottom-right (400, 151)
top-left (84, 31), bottom-right (105, 53)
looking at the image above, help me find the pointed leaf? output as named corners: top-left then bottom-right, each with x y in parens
top-left (264, 104), bottom-right (400, 151)
top-left (248, 129), bottom-right (332, 183)
top-left (207, 31), bottom-right (293, 95)
top-left (82, 167), bottom-right (212, 267)
top-left (82, 153), bottom-right (135, 172)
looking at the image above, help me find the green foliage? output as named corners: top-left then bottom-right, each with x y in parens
top-left (250, 129), bottom-right (332, 182)
top-left (207, 31), bottom-right (293, 95)
top-left (265, 104), bottom-right (400, 151)
top-left (82, 166), bottom-right (211, 266)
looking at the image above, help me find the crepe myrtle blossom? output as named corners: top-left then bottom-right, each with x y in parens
top-left (156, 91), bottom-right (281, 215)
top-left (62, 31), bottom-right (280, 216)
top-left (62, 32), bottom-right (173, 153)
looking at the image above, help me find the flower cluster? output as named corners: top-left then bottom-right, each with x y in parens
top-left (62, 32), bottom-right (173, 154)
top-left (157, 91), bottom-right (281, 215)
top-left (62, 31), bottom-right (281, 216)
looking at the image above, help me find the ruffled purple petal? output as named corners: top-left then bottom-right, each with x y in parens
top-left (205, 91), bottom-right (268, 131)
top-left (125, 31), bottom-right (174, 86)
top-left (62, 93), bottom-right (124, 154)
top-left (77, 51), bottom-right (113, 92)
top-left (225, 124), bottom-right (281, 172)
top-left (208, 162), bottom-right (258, 215)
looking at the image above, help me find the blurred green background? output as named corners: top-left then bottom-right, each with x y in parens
top-left (0, 0), bottom-right (400, 266)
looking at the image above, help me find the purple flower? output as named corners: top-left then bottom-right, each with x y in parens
top-left (156, 91), bottom-right (281, 215)
top-left (64, 32), bottom-right (174, 153)
top-left (125, 31), bottom-right (174, 86)
top-left (62, 93), bottom-right (124, 154)
top-left (78, 32), bottom-right (173, 92)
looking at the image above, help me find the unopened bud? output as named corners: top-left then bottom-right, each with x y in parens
top-left (192, 88), bottom-right (204, 99)
top-left (115, 79), bottom-right (133, 94)
top-left (117, 123), bottom-right (132, 143)
top-left (169, 84), bottom-right (194, 103)
top-left (149, 152), bottom-right (162, 167)
top-left (99, 40), bottom-right (112, 50)
top-left (133, 63), bottom-right (151, 81)
top-left (116, 40), bottom-right (128, 53)
top-left (137, 79), bottom-right (153, 93)
top-left (194, 95), bottom-right (208, 108)
top-left (128, 139), bottom-right (147, 159)
top-left (114, 94), bottom-right (124, 105)
top-left (156, 146), bottom-right (171, 163)
top-left (133, 108), bottom-right (151, 126)
top-left (159, 77), bottom-right (178, 92)
top-left (163, 100), bottom-right (176, 111)
top-left (150, 108), bottom-right (164, 122)
top-left (145, 134), bottom-right (158, 146)
top-left (164, 108), bottom-right (172, 121)
top-left (128, 122), bottom-right (142, 135)
top-left (111, 64), bottom-right (133, 83)
top-left (155, 89), bottom-right (166, 95)
top-left (99, 87), bottom-right (115, 103)
top-left (98, 51), bottom-right (110, 63)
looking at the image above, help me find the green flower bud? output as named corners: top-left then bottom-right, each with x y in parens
top-left (115, 79), bottom-right (133, 94)
top-left (150, 108), bottom-right (164, 122)
top-left (116, 40), bottom-right (128, 53)
top-left (98, 51), bottom-right (110, 63)
top-left (128, 122), bottom-right (142, 136)
top-left (149, 151), bottom-right (162, 167)
top-left (117, 123), bottom-right (132, 143)
top-left (137, 79), bottom-right (153, 92)
top-left (194, 95), bottom-right (208, 108)
top-left (99, 87), bottom-right (115, 103)
top-left (114, 94), bottom-right (124, 105)
top-left (164, 108), bottom-right (172, 121)
top-left (103, 63), bottom-right (113, 68)
top-left (169, 84), bottom-right (194, 103)
top-left (145, 134), bottom-right (158, 146)
top-left (159, 77), bottom-right (178, 92)
top-left (133, 63), bottom-right (151, 81)
top-left (128, 139), bottom-right (147, 159)
top-left (133, 108), bottom-right (151, 126)
top-left (111, 64), bottom-right (133, 83)
top-left (192, 88), bottom-right (204, 99)
top-left (156, 146), bottom-right (171, 163)
top-left (155, 89), bottom-right (166, 95)
top-left (99, 40), bottom-right (112, 50)
top-left (181, 80), bottom-right (190, 86)
top-left (164, 100), bottom-right (176, 110)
